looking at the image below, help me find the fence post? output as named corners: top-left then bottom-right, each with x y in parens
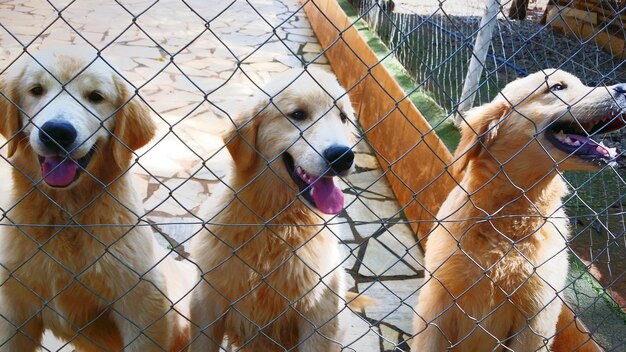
top-left (455, 0), bottom-right (500, 125)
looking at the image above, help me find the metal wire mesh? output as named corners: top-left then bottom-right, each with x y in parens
top-left (0, 0), bottom-right (624, 351)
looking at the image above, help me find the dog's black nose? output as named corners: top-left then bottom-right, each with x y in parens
top-left (614, 84), bottom-right (626, 94)
top-left (324, 145), bottom-right (354, 174)
top-left (39, 121), bottom-right (77, 152)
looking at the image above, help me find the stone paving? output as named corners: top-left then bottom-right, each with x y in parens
top-left (0, 0), bottom-right (422, 351)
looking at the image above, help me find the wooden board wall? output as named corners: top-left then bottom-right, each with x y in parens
top-left (301, 0), bottom-right (456, 243)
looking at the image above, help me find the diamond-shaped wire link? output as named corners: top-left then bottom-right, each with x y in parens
top-left (0, 0), bottom-right (624, 351)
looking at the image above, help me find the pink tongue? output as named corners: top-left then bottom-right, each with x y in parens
top-left (310, 177), bottom-right (344, 215)
top-left (41, 156), bottom-right (78, 187)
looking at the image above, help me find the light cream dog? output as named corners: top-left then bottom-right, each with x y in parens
top-left (0, 48), bottom-right (192, 351)
top-left (412, 70), bottom-right (624, 351)
top-left (189, 68), bottom-right (357, 351)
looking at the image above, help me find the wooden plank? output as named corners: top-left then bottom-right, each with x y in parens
top-left (548, 5), bottom-right (598, 25)
top-left (553, 1), bottom-right (626, 32)
top-left (548, 5), bottom-right (626, 59)
top-left (301, 0), bottom-right (456, 242)
top-left (563, 7), bottom-right (598, 25)
top-left (579, 22), bottom-right (626, 58)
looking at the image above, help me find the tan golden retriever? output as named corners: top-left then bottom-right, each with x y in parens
top-left (412, 70), bottom-right (621, 351)
top-left (189, 68), bottom-right (356, 351)
top-left (0, 48), bottom-right (192, 351)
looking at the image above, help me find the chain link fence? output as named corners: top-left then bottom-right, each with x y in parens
top-left (0, 0), bottom-right (625, 351)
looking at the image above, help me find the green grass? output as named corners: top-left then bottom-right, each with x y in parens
top-left (566, 168), bottom-right (625, 210)
top-left (566, 255), bottom-right (626, 349)
top-left (338, 0), bottom-right (459, 151)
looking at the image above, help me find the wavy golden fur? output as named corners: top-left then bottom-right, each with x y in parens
top-left (412, 70), bottom-right (616, 351)
top-left (0, 48), bottom-right (191, 351)
top-left (189, 68), bottom-right (358, 351)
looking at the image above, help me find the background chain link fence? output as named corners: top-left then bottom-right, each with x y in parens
top-left (0, 0), bottom-right (625, 351)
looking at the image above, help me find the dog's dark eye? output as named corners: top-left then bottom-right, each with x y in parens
top-left (290, 110), bottom-right (307, 121)
top-left (88, 91), bottom-right (104, 103)
top-left (30, 85), bottom-right (44, 97)
top-left (339, 111), bottom-right (348, 124)
top-left (549, 83), bottom-right (566, 92)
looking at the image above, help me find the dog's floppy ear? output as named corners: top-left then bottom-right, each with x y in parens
top-left (0, 75), bottom-right (22, 158)
top-left (224, 105), bottom-right (263, 171)
top-left (453, 101), bottom-right (510, 174)
top-left (224, 100), bottom-right (268, 172)
top-left (112, 77), bottom-right (156, 169)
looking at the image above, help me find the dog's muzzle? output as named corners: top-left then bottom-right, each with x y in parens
top-left (323, 145), bottom-right (354, 176)
top-left (37, 120), bottom-right (96, 188)
top-left (283, 145), bottom-right (354, 215)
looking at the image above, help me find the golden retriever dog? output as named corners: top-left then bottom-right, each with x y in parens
top-left (412, 70), bottom-right (623, 351)
top-left (0, 48), bottom-right (192, 351)
top-left (189, 68), bottom-right (356, 351)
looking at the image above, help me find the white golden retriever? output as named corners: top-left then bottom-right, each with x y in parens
top-left (412, 70), bottom-right (623, 351)
top-left (189, 68), bottom-right (357, 351)
top-left (0, 47), bottom-right (192, 351)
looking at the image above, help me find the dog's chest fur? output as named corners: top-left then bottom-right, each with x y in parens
top-left (208, 221), bottom-right (342, 307)
top-left (0, 176), bottom-right (150, 338)
top-left (432, 176), bottom-right (570, 312)
top-left (195, 196), bottom-right (346, 347)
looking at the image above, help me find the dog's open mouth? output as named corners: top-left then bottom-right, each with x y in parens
top-left (283, 153), bottom-right (344, 215)
top-left (547, 114), bottom-right (625, 164)
top-left (38, 147), bottom-right (96, 188)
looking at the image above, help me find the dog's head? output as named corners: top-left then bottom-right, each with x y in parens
top-left (224, 68), bottom-right (356, 215)
top-left (455, 69), bottom-right (626, 175)
top-left (0, 47), bottom-right (155, 189)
